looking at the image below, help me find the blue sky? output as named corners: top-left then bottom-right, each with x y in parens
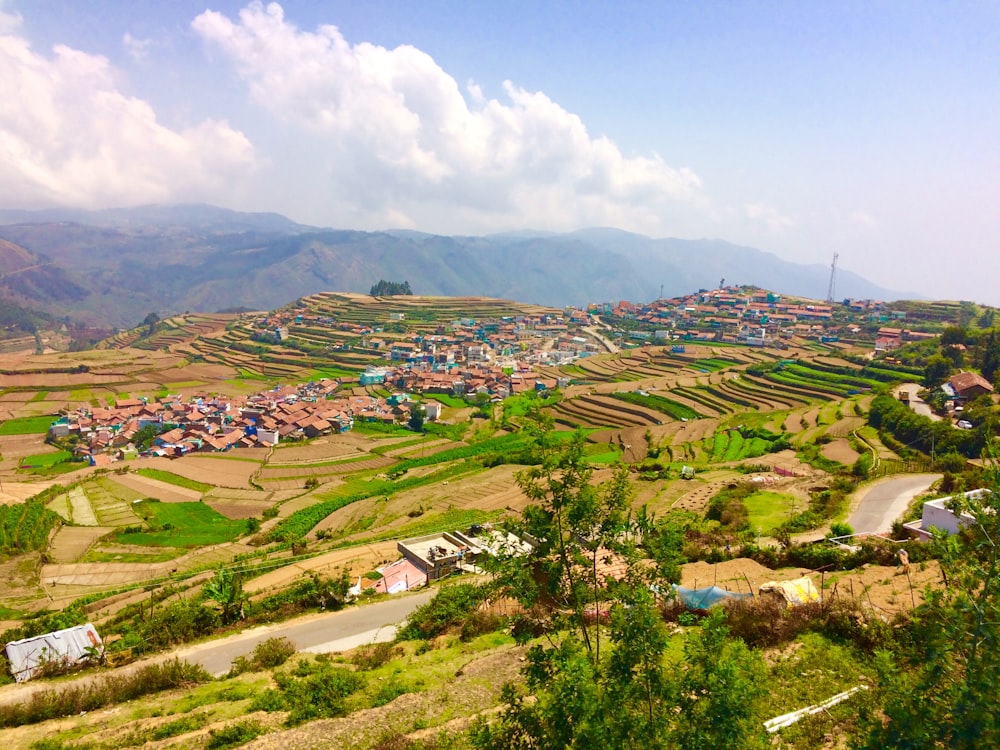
top-left (2, 1), bottom-right (998, 303)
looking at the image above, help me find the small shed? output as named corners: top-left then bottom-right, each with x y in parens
top-left (5, 623), bottom-right (103, 682)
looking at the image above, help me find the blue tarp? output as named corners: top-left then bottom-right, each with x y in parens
top-left (672, 584), bottom-right (752, 610)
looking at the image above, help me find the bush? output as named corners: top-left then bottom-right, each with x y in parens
top-left (270, 662), bottom-right (366, 725)
top-left (351, 642), bottom-right (400, 671)
top-left (206, 719), bottom-right (265, 750)
top-left (228, 637), bottom-right (297, 676)
top-left (397, 583), bottom-right (488, 640)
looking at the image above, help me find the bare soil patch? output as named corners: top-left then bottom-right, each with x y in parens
top-left (820, 438), bottom-right (861, 465)
top-left (48, 526), bottom-right (112, 563)
top-left (680, 558), bottom-right (811, 595)
top-left (108, 474), bottom-right (202, 503)
top-left (138, 455), bottom-right (262, 487)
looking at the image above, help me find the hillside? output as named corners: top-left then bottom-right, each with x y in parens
top-left (0, 204), bottom-right (913, 328)
top-left (0, 291), bottom-right (997, 749)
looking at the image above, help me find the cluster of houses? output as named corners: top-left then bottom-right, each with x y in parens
top-left (590, 286), bottom-right (939, 351)
top-left (48, 357), bottom-right (570, 465)
top-left (48, 379), bottom-right (396, 465)
top-left (253, 306), bottom-right (603, 368)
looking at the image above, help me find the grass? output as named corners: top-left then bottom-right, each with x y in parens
top-left (0, 415), bottom-right (56, 435)
top-left (114, 501), bottom-right (248, 548)
top-left (83, 549), bottom-right (183, 563)
top-left (310, 366), bottom-right (358, 379)
top-left (744, 490), bottom-right (800, 531)
top-left (136, 468), bottom-right (213, 493)
top-left (19, 449), bottom-right (72, 468)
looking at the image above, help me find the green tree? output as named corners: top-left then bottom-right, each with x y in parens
top-left (923, 353), bottom-right (952, 388)
top-left (671, 610), bottom-right (769, 750)
top-left (203, 568), bottom-right (247, 625)
top-left (408, 403), bottom-right (426, 432)
top-left (474, 419), bottom-right (768, 750)
top-left (860, 474), bottom-right (1000, 748)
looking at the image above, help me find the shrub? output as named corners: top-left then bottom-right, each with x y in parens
top-left (351, 641), bottom-right (400, 671)
top-left (228, 637), bottom-right (297, 676)
top-left (273, 662), bottom-right (366, 725)
top-left (397, 583), bottom-right (488, 640)
top-left (206, 719), bottom-right (265, 750)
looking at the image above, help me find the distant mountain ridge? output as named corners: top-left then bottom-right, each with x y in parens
top-left (0, 204), bottom-right (915, 328)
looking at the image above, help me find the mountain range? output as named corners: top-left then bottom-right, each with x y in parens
top-left (0, 204), bottom-right (915, 329)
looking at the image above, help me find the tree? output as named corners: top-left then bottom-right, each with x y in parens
top-left (408, 404), bottom-right (426, 432)
top-left (860, 469), bottom-right (1000, 748)
top-left (474, 420), bottom-right (768, 749)
top-left (923, 353), bottom-right (952, 388)
top-left (203, 567), bottom-right (247, 625)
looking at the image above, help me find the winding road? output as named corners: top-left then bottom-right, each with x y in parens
top-left (847, 473), bottom-right (941, 534)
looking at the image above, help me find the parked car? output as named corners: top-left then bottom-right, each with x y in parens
top-left (957, 420), bottom-right (973, 430)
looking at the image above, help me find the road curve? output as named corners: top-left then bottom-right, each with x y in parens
top-left (847, 473), bottom-right (941, 534)
top-left (175, 587), bottom-right (437, 675)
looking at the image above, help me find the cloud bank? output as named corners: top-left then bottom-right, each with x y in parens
top-left (192, 1), bottom-right (702, 233)
top-left (0, 12), bottom-right (254, 209)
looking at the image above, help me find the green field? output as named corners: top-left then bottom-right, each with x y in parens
top-left (0, 415), bottom-right (56, 435)
top-left (744, 490), bottom-right (799, 531)
top-left (20, 450), bottom-right (72, 468)
top-left (114, 501), bottom-right (248, 547)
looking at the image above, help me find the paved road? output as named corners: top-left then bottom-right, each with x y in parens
top-left (175, 587), bottom-right (436, 675)
top-left (894, 383), bottom-right (942, 422)
top-left (848, 473), bottom-right (941, 534)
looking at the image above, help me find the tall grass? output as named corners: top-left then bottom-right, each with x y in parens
top-left (0, 659), bottom-right (210, 728)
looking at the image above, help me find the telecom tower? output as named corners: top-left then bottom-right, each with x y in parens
top-left (826, 253), bottom-right (839, 303)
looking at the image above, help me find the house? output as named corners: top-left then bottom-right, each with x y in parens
top-left (902, 489), bottom-right (991, 540)
top-left (949, 371), bottom-right (994, 402)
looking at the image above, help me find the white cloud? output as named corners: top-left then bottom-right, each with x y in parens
top-left (192, 1), bottom-right (702, 233)
top-left (744, 203), bottom-right (795, 232)
top-left (0, 23), bottom-right (255, 210)
top-left (122, 32), bottom-right (153, 62)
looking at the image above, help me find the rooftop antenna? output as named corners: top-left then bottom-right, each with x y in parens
top-left (826, 253), bottom-right (839, 302)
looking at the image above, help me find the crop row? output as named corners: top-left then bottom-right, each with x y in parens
top-left (0, 499), bottom-right (60, 555)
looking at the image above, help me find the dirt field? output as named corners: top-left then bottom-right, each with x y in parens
top-left (109, 473), bottom-right (202, 503)
top-left (137, 455), bottom-right (262, 488)
top-left (47, 526), bottom-right (112, 564)
top-left (821, 438), bottom-right (861, 465)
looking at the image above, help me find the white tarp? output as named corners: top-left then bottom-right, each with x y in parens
top-left (5, 623), bottom-right (103, 682)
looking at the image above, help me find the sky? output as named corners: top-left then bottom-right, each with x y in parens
top-left (1, 0), bottom-right (998, 303)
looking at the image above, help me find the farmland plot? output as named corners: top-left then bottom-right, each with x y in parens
top-left (821, 439), bottom-right (862, 465)
top-left (48, 526), bottom-right (112, 563)
top-left (270, 440), bottom-right (366, 463)
top-left (139, 455), bottom-right (262, 487)
top-left (108, 473), bottom-right (202, 503)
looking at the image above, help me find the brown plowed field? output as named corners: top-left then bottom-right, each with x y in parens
top-left (821, 438), bottom-right (861, 465)
top-left (258, 455), bottom-right (395, 479)
top-left (48, 526), bottom-right (112, 564)
top-left (139, 455), bottom-right (262, 487)
top-left (108, 474), bottom-right (202, 503)
top-left (669, 417), bottom-right (720, 446)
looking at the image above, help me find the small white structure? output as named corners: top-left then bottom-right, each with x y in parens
top-left (903, 489), bottom-right (991, 541)
top-left (5, 623), bottom-right (103, 682)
